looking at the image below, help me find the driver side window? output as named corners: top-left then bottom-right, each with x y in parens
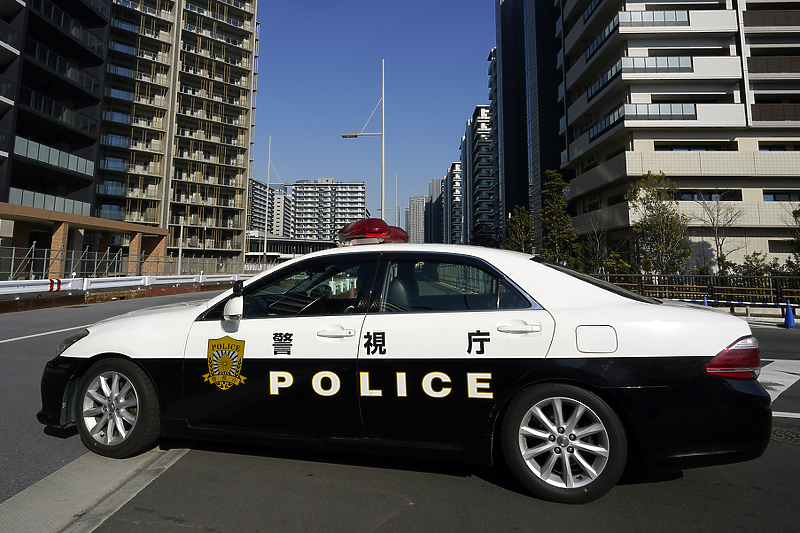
top-left (242, 261), bottom-right (370, 318)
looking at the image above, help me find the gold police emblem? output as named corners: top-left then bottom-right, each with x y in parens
top-left (204, 336), bottom-right (246, 390)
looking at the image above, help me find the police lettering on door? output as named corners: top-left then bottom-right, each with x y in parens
top-left (268, 370), bottom-right (494, 399)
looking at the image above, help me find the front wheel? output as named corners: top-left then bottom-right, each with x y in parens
top-left (501, 384), bottom-right (627, 504)
top-left (75, 358), bottom-right (160, 459)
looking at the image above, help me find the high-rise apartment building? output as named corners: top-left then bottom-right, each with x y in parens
top-left (291, 178), bottom-right (366, 241)
top-left (427, 177), bottom-right (444, 243)
top-left (247, 179), bottom-right (293, 238)
top-left (1, 0), bottom-right (258, 268)
top-left (460, 105), bottom-right (498, 244)
top-left (407, 195), bottom-right (427, 244)
top-left (269, 185), bottom-right (293, 239)
top-left (520, 0), bottom-right (563, 225)
top-left (557, 0), bottom-right (800, 267)
top-left (443, 161), bottom-right (463, 244)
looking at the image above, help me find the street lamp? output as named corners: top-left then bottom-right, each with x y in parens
top-left (342, 59), bottom-right (385, 221)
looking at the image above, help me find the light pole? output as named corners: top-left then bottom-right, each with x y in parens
top-left (342, 59), bottom-right (385, 221)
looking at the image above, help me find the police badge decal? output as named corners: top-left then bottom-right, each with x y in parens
top-left (204, 336), bottom-right (246, 390)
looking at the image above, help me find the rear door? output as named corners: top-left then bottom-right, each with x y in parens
top-left (357, 252), bottom-right (555, 445)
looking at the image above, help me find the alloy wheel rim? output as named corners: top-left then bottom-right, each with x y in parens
top-left (82, 371), bottom-right (139, 446)
top-left (517, 396), bottom-right (610, 489)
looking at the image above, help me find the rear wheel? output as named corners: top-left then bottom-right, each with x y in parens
top-left (501, 384), bottom-right (626, 504)
top-left (75, 358), bottom-right (160, 458)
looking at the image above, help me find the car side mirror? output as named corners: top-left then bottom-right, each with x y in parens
top-left (223, 295), bottom-right (243, 322)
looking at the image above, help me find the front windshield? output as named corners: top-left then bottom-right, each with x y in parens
top-left (533, 258), bottom-right (660, 304)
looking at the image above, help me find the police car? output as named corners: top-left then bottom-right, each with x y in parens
top-left (38, 218), bottom-right (771, 504)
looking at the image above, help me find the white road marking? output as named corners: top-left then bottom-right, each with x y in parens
top-left (773, 412), bottom-right (800, 419)
top-left (759, 360), bottom-right (800, 402)
top-left (0, 325), bottom-right (92, 345)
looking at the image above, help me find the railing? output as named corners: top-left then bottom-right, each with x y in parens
top-left (29, 0), bottom-right (105, 56)
top-left (594, 274), bottom-right (800, 306)
top-left (8, 188), bottom-right (91, 216)
top-left (14, 137), bottom-right (95, 177)
top-left (27, 40), bottom-right (102, 95)
top-left (22, 88), bottom-right (98, 134)
top-left (0, 17), bottom-right (21, 52)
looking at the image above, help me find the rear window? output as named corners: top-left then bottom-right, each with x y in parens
top-left (534, 259), bottom-right (660, 304)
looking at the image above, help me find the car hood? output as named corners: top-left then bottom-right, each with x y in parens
top-left (63, 300), bottom-right (209, 360)
top-left (93, 300), bottom-right (209, 325)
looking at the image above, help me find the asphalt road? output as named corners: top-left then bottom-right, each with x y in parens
top-left (1, 296), bottom-right (798, 532)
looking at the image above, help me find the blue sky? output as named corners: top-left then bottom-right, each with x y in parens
top-left (255, 0), bottom-right (496, 224)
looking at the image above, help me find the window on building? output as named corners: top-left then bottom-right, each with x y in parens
top-left (763, 191), bottom-right (793, 202)
top-left (676, 190), bottom-right (743, 201)
top-left (768, 240), bottom-right (794, 254)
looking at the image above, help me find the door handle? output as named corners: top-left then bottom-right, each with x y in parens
top-left (497, 323), bottom-right (541, 334)
top-left (317, 328), bottom-right (356, 338)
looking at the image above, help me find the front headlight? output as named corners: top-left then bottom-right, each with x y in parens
top-left (57, 329), bottom-right (90, 356)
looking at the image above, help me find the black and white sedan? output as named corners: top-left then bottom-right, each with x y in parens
top-left (38, 219), bottom-right (771, 504)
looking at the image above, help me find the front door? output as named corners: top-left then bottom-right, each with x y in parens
top-left (182, 256), bottom-right (378, 438)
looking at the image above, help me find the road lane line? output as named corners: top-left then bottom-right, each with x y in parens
top-left (759, 360), bottom-right (800, 402)
top-left (0, 325), bottom-right (92, 345)
top-left (773, 412), bottom-right (800, 419)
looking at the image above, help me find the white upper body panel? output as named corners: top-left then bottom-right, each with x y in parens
top-left (60, 243), bottom-right (751, 361)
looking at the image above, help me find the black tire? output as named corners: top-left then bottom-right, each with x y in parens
top-left (501, 384), bottom-right (627, 504)
top-left (75, 358), bottom-right (160, 459)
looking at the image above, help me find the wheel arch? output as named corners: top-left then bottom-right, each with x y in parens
top-left (64, 352), bottom-right (163, 427)
top-left (488, 377), bottom-right (642, 472)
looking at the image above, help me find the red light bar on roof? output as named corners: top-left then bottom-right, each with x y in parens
top-left (338, 218), bottom-right (409, 244)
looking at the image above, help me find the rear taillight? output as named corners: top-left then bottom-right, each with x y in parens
top-left (702, 336), bottom-right (761, 380)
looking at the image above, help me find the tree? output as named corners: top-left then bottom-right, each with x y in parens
top-left (733, 251), bottom-right (768, 276)
top-left (688, 183), bottom-right (744, 274)
top-left (626, 171), bottom-right (692, 275)
top-left (505, 205), bottom-right (538, 254)
top-left (539, 170), bottom-right (581, 268)
top-left (790, 207), bottom-right (800, 256)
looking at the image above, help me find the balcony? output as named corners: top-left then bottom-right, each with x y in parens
top-left (111, 18), bottom-right (170, 43)
top-left (183, 22), bottom-right (249, 50)
top-left (570, 104), bottom-right (746, 161)
top-left (14, 136), bottom-right (95, 177)
top-left (567, 150), bottom-right (800, 200)
top-left (748, 56), bottom-right (800, 78)
top-left (751, 104), bottom-right (800, 122)
top-left (185, 2), bottom-right (249, 31)
top-left (22, 88), bottom-right (98, 135)
top-left (105, 87), bottom-right (166, 108)
top-left (30, 0), bottom-right (105, 57)
top-left (9, 188), bottom-right (91, 216)
top-left (27, 40), bottom-right (102, 96)
top-left (743, 10), bottom-right (800, 30)
top-left (107, 64), bottom-right (169, 86)
top-left (572, 203), bottom-right (631, 234)
top-left (0, 72), bottom-right (15, 105)
top-left (96, 182), bottom-right (126, 197)
top-left (113, 0), bottom-right (173, 22)
top-left (0, 17), bottom-right (21, 56)
top-left (109, 41), bottom-right (170, 64)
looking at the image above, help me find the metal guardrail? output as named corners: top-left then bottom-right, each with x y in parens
top-left (0, 273), bottom-right (253, 297)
